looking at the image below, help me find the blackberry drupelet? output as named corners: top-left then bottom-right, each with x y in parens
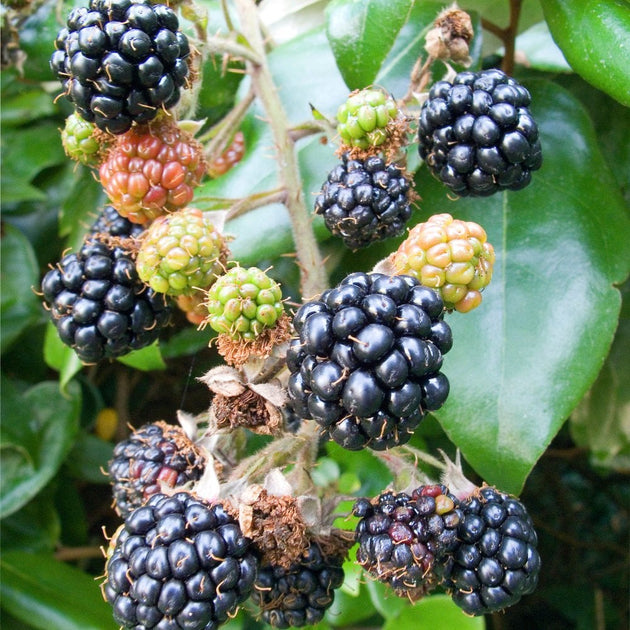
top-left (417, 68), bottom-right (542, 196)
top-left (108, 421), bottom-right (206, 519)
top-left (252, 542), bottom-right (345, 628)
top-left (88, 203), bottom-right (145, 239)
top-left (286, 272), bottom-right (451, 451)
top-left (50, 0), bottom-right (190, 134)
top-left (40, 211), bottom-right (171, 363)
top-left (442, 486), bottom-right (541, 615)
top-left (103, 492), bottom-right (258, 630)
top-left (314, 154), bottom-right (413, 250)
top-left (354, 484), bottom-right (462, 599)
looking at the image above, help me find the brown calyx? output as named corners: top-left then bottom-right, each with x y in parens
top-left (212, 388), bottom-right (282, 435)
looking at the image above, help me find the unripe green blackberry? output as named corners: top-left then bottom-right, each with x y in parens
top-left (391, 213), bottom-right (495, 313)
top-left (136, 208), bottom-right (225, 296)
top-left (205, 267), bottom-right (284, 341)
top-left (337, 88), bottom-right (400, 150)
top-left (61, 112), bottom-right (106, 166)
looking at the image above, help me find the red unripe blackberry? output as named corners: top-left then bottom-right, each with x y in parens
top-left (50, 0), bottom-right (190, 134)
top-left (354, 484), bottom-right (462, 598)
top-left (442, 486), bottom-right (541, 615)
top-left (108, 421), bottom-right (207, 519)
top-left (418, 69), bottom-right (542, 196)
top-left (207, 131), bottom-right (245, 178)
top-left (314, 154), bottom-right (413, 250)
top-left (287, 272), bottom-right (451, 451)
top-left (103, 492), bottom-right (258, 629)
top-left (252, 542), bottom-right (345, 628)
top-left (40, 207), bottom-right (171, 363)
top-left (99, 119), bottom-right (207, 224)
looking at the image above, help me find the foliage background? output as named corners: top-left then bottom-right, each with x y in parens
top-left (1, 0), bottom-right (629, 628)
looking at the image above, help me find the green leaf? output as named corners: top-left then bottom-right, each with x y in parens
top-left (44, 322), bottom-right (83, 392)
top-left (570, 281), bottom-right (630, 470)
top-left (0, 492), bottom-right (60, 553)
top-left (116, 341), bottom-right (166, 371)
top-left (366, 579), bottom-right (409, 619)
top-left (383, 594), bottom-right (485, 630)
top-left (506, 22), bottom-right (573, 72)
top-left (0, 551), bottom-right (118, 630)
top-left (541, 0), bottom-right (630, 106)
top-left (1, 224), bottom-right (42, 353)
top-left (0, 380), bottom-right (81, 518)
top-left (1, 123), bottom-right (66, 203)
top-left (0, 90), bottom-right (56, 128)
top-left (326, 0), bottom-right (413, 90)
top-left (65, 433), bottom-right (114, 484)
top-left (325, 583), bottom-right (377, 626)
top-left (429, 80), bottom-right (630, 493)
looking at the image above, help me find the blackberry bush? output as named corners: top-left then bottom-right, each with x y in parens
top-left (418, 68), bottom-right (542, 196)
top-left (103, 492), bottom-right (258, 629)
top-left (314, 154), bottom-right (413, 250)
top-left (108, 421), bottom-right (207, 519)
top-left (40, 207), bottom-right (171, 363)
top-left (50, 0), bottom-right (190, 134)
top-left (287, 272), bottom-right (452, 451)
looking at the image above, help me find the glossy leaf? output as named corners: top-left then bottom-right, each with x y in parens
top-left (1, 224), bottom-right (42, 353)
top-left (508, 22), bottom-right (573, 72)
top-left (427, 80), bottom-right (630, 493)
top-left (326, 0), bottom-right (413, 89)
top-left (0, 380), bottom-right (81, 518)
top-left (541, 0), bottom-right (630, 106)
top-left (0, 493), bottom-right (60, 552)
top-left (0, 551), bottom-right (118, 630)
top-left (65, 433), bottom-right (114, 484)
top-left (44, 322), bottom-right (83, 392)
top-left (116, 341), bottom-right (167, 371)
top-left (366, 579), bottom-right (409, 619)
top-left (383, 594), bottom-right (485, 629)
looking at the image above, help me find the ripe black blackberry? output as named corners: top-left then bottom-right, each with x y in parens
top-left (88, 203), bottom-right (144, 239)
top-left (314, 154), bottom-right (413, 250)
top-left (103, 492), bottom-right (258, 630)
top-left (108, 421), bottom-right (207, 519)
top-left (252, 542), bottom-right (345, 628)
top-left (40, 214), bottom-right (171, 363)
top-left (50, 0), bottom-right (190, 134)
top-left (418, 68), bottom-right (542, 196)
top-left (354, 484), bottom-right (462, 599)
top-left (286, 272), bottom-right (451, 451)
top-left (442, 486), bottom-right (541, 615)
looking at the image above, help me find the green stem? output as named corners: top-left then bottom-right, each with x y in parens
top-left (204, 34), bottom-right (262, 66)
top-left (233, 0), bottom-right (328, 300)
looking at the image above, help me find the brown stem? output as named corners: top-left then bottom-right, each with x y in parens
top-left (233, 0), bottom-right (328, 300)
top-left (481, 0), bottom-right (522, 75)
top-left (55, 546), bottom-right (104, 561)
top-left (226, 188), bottom-right (287, 220)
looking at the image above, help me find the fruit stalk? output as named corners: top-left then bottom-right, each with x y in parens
top-left (233, 0), bottom-right (328, 300)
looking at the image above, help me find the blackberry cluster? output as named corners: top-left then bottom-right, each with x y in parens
top-left (88, 203), bottom-right (144, 239)
top-left (418, 68), bottom-right (542, 196)
top-left (314, 154), bottom-right (412, 250)
top-left (354, 485), bottom-right (462, 598)
top-left (103, 492), bottom-right (258, 630)
top-left (286, 272), bottom-right (451, 451)
top-left (252, 543), bottom-right (345, 628)
top-left (442, 486), bottom-right (541, 615)
top-left (108, 421), bottom-right (207, 519)
top-left (41, 207), bottom-right (171, 363)
top-left (50, 0), bottom-right (190, 134)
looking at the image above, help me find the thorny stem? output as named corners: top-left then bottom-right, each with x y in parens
top-left (481, 0), bottom-right (522, 75)
top-left (55, 545), bottom-right (104, 561)
top-left (233, 0), bottom-right (328, 301)
top-left (204, 34), bottom-right (262, 66)
top-left (226, 188), bottom-right (287, 220)
top-left (198, 86), bottom-right (255, 147)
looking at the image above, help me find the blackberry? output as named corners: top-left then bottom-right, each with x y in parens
top-left (336, 88), bottom-right (399, 151)
top-left (99, 119), bottom-right (207, 224)
top-left (51, 0), bottom-right (190, 134)
top-left (418, 68), bottom-right (542, 196)
top-left (354, 484), bottom-right (462, 599)
top-left (103, 492), bottom-right (258, 630)
top-left (287, 272), bottom-right (451, 451)
top-left (442, 486), bottom-right (541, 615)
top-left (108, 421), bottom-right (206, 519)
top-left (391, 213), bottom-right (495, 313)
top-left (88, 203), bottom-right (144, 239)
top-left (40, 210), bottom-right (171, 363)
top-left (252, 542), bottom-right (345, 628)
top-left (205, 266), bottom-right (285, 341)
top-left (61, 112), bottom-right (106, 166)
top-left (314, 154), bottom-right (413, 250)
top-left (136, 207), bottom-right (224, 295)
